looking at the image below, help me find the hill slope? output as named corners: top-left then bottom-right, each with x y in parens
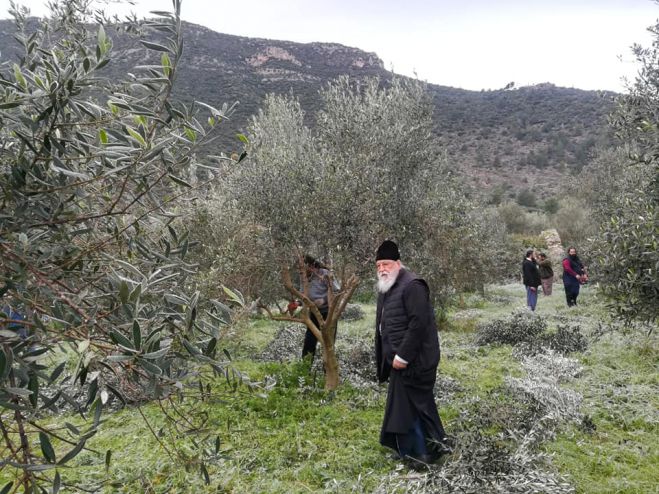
top-left (0, 18), bottom-right (617, 196)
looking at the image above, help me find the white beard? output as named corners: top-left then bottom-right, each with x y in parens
top-left (377, 269), bottom-right (400, 293)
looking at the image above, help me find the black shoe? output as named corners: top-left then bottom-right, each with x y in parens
top-left (389, 452), bottom-right (403, 461)
top-left (402, 455), bottom-right (432, 471)
top-left (428, 437), bottom-right (454, 457)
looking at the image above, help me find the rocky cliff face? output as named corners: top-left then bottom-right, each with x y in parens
top-left (175, 22), bottom-right (384, 83)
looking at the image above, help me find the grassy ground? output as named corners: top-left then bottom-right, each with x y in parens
top-left (3, 282), bottom-right (656, 493)
top-left (447, 284), bottom-right (658, 494)
top-left (544, 330), bottom-right (658, 494)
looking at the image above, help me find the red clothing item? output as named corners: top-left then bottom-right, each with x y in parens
top-left (562, 258), bottom-right (579, 277)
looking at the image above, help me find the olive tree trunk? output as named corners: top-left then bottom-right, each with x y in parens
top-left (261, 259), bottom-right (360, 391)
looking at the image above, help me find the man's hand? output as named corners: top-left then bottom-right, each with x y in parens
top-left (392, 355), bottom-right (407, 370)
top-left (313, 298), bottom-right (324, 307)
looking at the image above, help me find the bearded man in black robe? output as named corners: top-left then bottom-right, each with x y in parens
top-left (374, 240), bottom-right (452, 466)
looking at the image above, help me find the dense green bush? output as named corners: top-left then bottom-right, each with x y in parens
top-left (497, 201), bottom-right (549, 235)
top-left (516, 188), bottom-right (537, 207)
top-left (340, 304), bottom-right (365, 321)
top-left (552, 196), bottom-right (596, 246)
top-left (183, 187), bottom-right (278, 303)
top-left (475, 310), bottom-right (548, 346)
top-left (0, 2), bottom-right (238, 490)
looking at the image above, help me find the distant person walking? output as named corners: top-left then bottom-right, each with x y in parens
top-left (562, 247), bottom-right (586, 307)
top-left (537, 252), bottom-right (554, 296)
top-left (522, 249), bottom-right (541, 311)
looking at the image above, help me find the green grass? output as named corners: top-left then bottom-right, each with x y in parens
top-left (3, 282), bottom-right (656, 493)
top-left (41, 362), bottom-right (391, 493)
top-left (438, 282), bottom-right (658, 493)
top-left (544, 332), bottom-right (659, 494)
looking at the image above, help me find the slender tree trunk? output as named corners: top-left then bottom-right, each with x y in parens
top-left (322, 330), bottom-right (340, 391)
top-left (10, 372), bottom-right (33, 490)
top-left (278, 263), bottom-right (360, 390)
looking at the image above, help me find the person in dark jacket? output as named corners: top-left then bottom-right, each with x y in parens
top-left (374, 240), bottom-right (451, 467)
top-left (537, 252), bottom-right (554, 296)
top-left (562, 247), bottom-right (586, 307)
top-left (522, 249), bottom-right (541, 311)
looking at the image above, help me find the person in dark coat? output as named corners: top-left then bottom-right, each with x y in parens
top-left (562, 247), bottom-right (586, 307)
top-left (522, 250), bottom-right (541, 311)
top-left (374, 240), bottom-right (451, 466)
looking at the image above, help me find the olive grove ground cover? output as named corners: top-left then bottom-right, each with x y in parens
top-left (2, 283), bottom-right (655, 493)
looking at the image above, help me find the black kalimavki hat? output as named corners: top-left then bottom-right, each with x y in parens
top-left (376, 240), bottom-right (400, 261)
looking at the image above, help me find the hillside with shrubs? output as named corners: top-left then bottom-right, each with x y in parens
top-left (0, 16), bottom-right (616, 197)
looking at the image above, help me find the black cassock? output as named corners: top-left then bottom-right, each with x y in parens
top-left (375, 275), bottom-right (447, 452)
top-left (380, 359), bottom-right (446, 451)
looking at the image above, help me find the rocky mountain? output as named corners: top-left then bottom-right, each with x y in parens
top-left (0, 18), bottom-right (617, 199)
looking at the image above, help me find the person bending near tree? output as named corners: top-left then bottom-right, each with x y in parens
top-left (300, 255), bottom-right (339, 362)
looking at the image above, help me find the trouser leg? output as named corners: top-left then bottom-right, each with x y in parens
top-left (541, 278), bottom-right (552, 295)
top-left (526, 286), bottom-right (537, 311)
top-left (396, 417), bottom-right (427, 458)
top-left (301, 328), bottom-right (317, 360)
top-left (572, 284), bottom-right (580, 305)
top-left (301, 310), bottom-right (329, 361)
top-left (564, 284), bottom-right (579, 306)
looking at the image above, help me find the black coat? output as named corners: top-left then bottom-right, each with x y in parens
top-left (375, 269), bottom-right (440, 383)
top-left (375, 269), bottom-right (445, 449)
top-left (522, 258), bottom-right (541, 287)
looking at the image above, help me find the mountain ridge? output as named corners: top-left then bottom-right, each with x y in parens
top-left (0, 18), bottom-right (617, 198)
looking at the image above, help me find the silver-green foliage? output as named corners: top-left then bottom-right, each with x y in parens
top-left (586, 21), bottom-right (659, 326)
top-left (476, 309), bottom-right (548, 346)
top-left (506, 350), bottom-right (583, 421)
top-left (551, 196), bottom-right (596, 246)
top-left (217, 76), bottom-right (493, 301)
top-left (0, 1), bottom-right (235, 490)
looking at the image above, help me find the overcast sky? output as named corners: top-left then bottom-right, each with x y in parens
top-left (1, 0), bottom-right (657, 92)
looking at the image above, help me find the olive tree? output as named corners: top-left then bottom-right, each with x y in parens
top-left (552, 196), bottom-right (596, 246)
top-left (0, 1), bottom-right (240, 490)
top-left (202, 76), bottom-right (494, 389)
top-left (584, 20), bottom-right (659, 326)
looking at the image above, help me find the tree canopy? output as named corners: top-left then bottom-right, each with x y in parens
top-left (585, 20), bottom-right (659, 327)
